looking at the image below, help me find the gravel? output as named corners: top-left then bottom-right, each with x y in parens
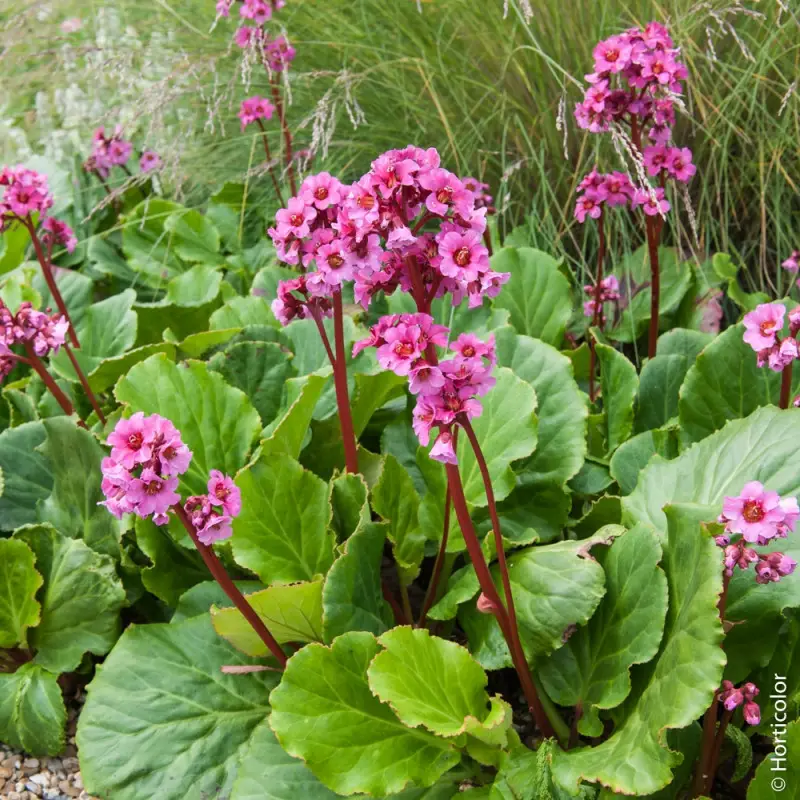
top-left (1, 695), bottom-right (98, 800)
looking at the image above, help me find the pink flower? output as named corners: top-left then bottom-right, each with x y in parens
top-left (128, 468), bottom-right (181, 518)
top-left (207, 470), bottom-right (242, 517)
top-left (755, 551), bottom-right (797, 584)
top-left (41, 217), bottom-right (77, 253)
top-left (370, 151), bottom-right (419, 199)
top-left (308, 238), bottom-right (354, 293)
top-left (107, 411), bottom-right (157, 470)
top-left (238, 96), bottom-right (275, 131)
top-left (275, 196), bottom-right (316, 239)
top-left (666, 147), bottom-right (696, 183)
top-left (377, 322), bottom-right (424, 376)
top-left (602, 172), bottom-right (633, 206)
top-left (743, 303), bottom-right (785, 352)
top-left (575, 192), bottom-right (603, 223)
top-left (721, 481), bottom-right (787, 544)
top-left (437, 230), bottom-right (489, 281)
top-left (593, 36), bottom-right (632, 73)
top-left (476, 593), bottom-right (497, 614)
top-left (430, 429), bottom-right (458, 464)
top-left (782, 250), bottom-right (799, 272)
top-left (196, 512), bottom-right (234, 545)
top-left (408, 362), bottom-right (445, 395)
top-left (418, 168), bottom-right (474, 218)
top-left (234, 25), bottom-right (261, 48)
top-left (301, 172), bottom-right (343, 210)
top-left (632, 187), bottom-right (670, 216)
top-left (450, 332), bottom-right (495, 362)
top-left (0, 166), bottom-right (53, 218)
top-left (643, 145), bottom-right (670, 176)
top-left (265, 35), bottom-right (296, 72)
top-left (216, 0), bottom-right (233, 16)
top-left (239, 0), bottom-right (272, 24)
top-left (743, 702), bottom-right (761, 726)
top-left (767, 337), bottom-right (798, 372)
top-left (139, 151), bottom-right (163, 173)
top-left (412, 396), bottom-right (438, 446)
top-left (99, 458), bottom-right (135, 519)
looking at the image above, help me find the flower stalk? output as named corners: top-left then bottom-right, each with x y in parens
top-left (64, 344), bottom-right (106, 424)
top-left (588, 210), bottom-right (605, 402)
top-left (255, 118), bottom-right (286, 207)
top-left (780, 361), bottom-right (793, 409)
top-left (332, 291), bottom-right (359, 474)
top-left (22, 341), bottom-right (81, 425)
top-left (645, 215), bottom-right (662, 358)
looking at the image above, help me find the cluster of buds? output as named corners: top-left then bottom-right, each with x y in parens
top-left (743, 303), bottom-right (800, 372)
top-left (354, 316), bottom-right (496, 464)
top-left (716, 481), bottom-right (797, 584)
top-left (583, 275), bottom-right (620, 325)
top-left (101, 412), bottom-right (192, 525)
top-left (575, 22), bottom-right (688, 141)
top-left (84, 126), bottom-right (133, 179)
top-left (270, 274), bottom-right (332, 325)
top-left (269, 147), bottom-right (506, 319)
top-left (719, 681), bottom-right (760, 726)
top-left (0, 299), bottom-right (68, 383)
top-left (184, 470), bottom-right (242, 545)
top-left (239, 96), bottom-right (276, 130)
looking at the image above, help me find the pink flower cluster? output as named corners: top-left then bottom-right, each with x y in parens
top-left (139, 151), bottom-right (163, 173)
top-left (84, 126), bottom-right (133, 179)
top-left (743, 303), bottom-right (800, 372)
top-left (270, 274), bottom-right (333, 326)
top-left (0, 300), bottom-right (69, 383)
top-left (0, 166), bottom-right (53, 228)
top-left (222, 0), bottom-right (295, 73)
top-left (100, 413), bottom-right (192, 524)
top-left (643, 145), bottom-right (696, 182)
top-left (354, 315), bottom-right (496, 464)
top-left (184, 470), bottom-right (242, 545)
top-left (41, 217), bottom-right (77, 254)
top-left (583, 275), bottom-right (620, 323)
top-left (269, 148), bottom-right (507, 319)
top-left (575, 22), bottom-right (687, 142)
top-left (719, 681), bottom-right (760, 726)
top-left (239, 96), bottom-right (276, 131)
top-left (575, 170), bottom-right (634, 221)
top-left (782, 250), bottom-right (799, 273)
top-left (716, 481), bottom-right (797, 585)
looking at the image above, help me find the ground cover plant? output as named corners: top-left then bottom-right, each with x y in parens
top-left (0, 1), bottom-right (799, 799)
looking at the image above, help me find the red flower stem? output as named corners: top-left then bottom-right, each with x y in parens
top-left (411, 212), bottom-right (434, 235)
top-left (418, 485), bottom-right (452, 629)
top-left (405, 255), bottom-right (429, 314)
top-left (482, 227), bottom-right (493, 258)
top-left (255, 119), bottom-right (286, 208)
top-left (24, 218), bottom-right (79, 348)
top-left (270, 80), bottom-right (297, 196)
top-left (588, 211), bottom-right (605, 403)
top-left (308, 305), bottom-right (336, 367)
top-left (705, 707), bottom-right (734, 795)
top-left (443, 458), bottom-right (557, 741)
top-left (173, 503), bottom-right (287, 668)
top-left (382, 581), bottom-right (408, 625)
top-left (63, 344), bottom-right (106, 424)
top-left (645, 215), bottom-right (661, 359)
top-left (780, 360), bottom-right (793, 409)
top-left (332, 291), bottom-right (359, 474)
top-left (23, 342), bottom-right (84, 428)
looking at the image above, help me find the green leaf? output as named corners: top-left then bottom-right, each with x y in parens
top-left (623, 407), bottom-right (800, 536)
top-left (135, 517), bottom-right (208, 607)
top-left (261, 373), bottom-right (329, 458)
top-left (539, 526), bottom-right (668, 735)
top-left (87, 342), bottom-right (177, 394)
top-left (77, 615), bottom-right (278, 800)
top-left (329, 472), bottom-right (370, 541)
top-left (551, 507), bottom-right (726, 796)
top-left (568, 494), bottom-right (622, 540)
top-left (50, 289), bottom-right (138, 382)
top-left (747, 719), bottom-right (800, 798)
top-left (456, 367), bottom-right (538, 507)
top-left (36, 417), bottom-right (120, 557)
top-left (0, 664), bottom-right (66, 756)
top-left (460, 530), bottom-right (618, 669)
top-left (163, 207), bottom-right (221, 264)
top-left (232, 453), bottom-right (335, 584)
top-left (211, 295), bottom-right (276, 329)
top-left (634, 355), bottom-right (690, 433)
top-left (368, 627), bottom-right (512, 742)
top-left (0, 422), bottom-right (53, 530)
top-left (373, 454), bottom-right (425, 582)
top-left (609, 428), bottom-right (678, 495)
top-left (656, 328), bottom-right (712, 360)
top-left (121, 199), bottom-right (186, 287)
top-left (0, 538), bottom-right (42, 648)
top-left (0, 220), bottom-right (31, 274)
top-left (678, 324), bottom-right (795, 443)
top-left (495, 328), bottom-right (587, 487)
top-left (212, 580), bottom-right (324, 656)
top-left (322, 521), bottom-right (394, 642)
top-left (33, 269), bottom-right (93, 330)
top-left (178, 328), bottom-right (242, 358)
top-left (492, 247), bottom-right (572, 346)
top-left (209, 341), bottom-right (295, 425)
top-left (428, 564), bottom-right (479, 622)
top-left (595, 341), bottom-right (638, 454)
top-left (171, 579), bottom-right (264, 623)
top-left (230, 719), bottom-right (340, 800)
top-left (0, 268), bottom-right (41, 311)
top-left (165, 264), bottom-right (223, 306)
top-left (725, 723), bottom-right (753, 784)
top-left (115, 353), bottom-right (262, 496)
top-left (135, 298), bottom-right (220, 346)
top-left (269, 631), bottom-right (460, 796)
top-left (15, 524), bottom-right (125, 673)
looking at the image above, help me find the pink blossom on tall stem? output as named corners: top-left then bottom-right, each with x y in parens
top-left (239, 96), bottom-right (275, 130)
top-left (0, 166), bottom-right (53, 221)
top-left (575, 192), bottom-right (604, 223)
top-left (742, 303), bottom-right (785, 352)
top-left (782, 250), bottom-right (799, 272)
top-left (632, 187), bottom-right (670, 216)
top-left (666, 147), bottom-right (696, 182)
top-left (239, 0), bottom-right (272, 24)
top-left (264, 35), bottom-right (296, 72)
top-left (719, 680), bottom-right (761, 725)
top-left (430, 430), bottom-right (458, 464)
top-left (4, 301), bottom-right (68, 359)
top-left (719, 481), bottom-right (791, 544)
top-left (41, 217), bottom-right (77, 253)
top-left (139, 151), bottom-right (163, 172)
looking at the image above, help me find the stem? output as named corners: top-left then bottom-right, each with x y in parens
top-left (645, 215), bottom-right (661, 359)
top-left (64, 344), bottom-right (106, 424)
top-left (694, 701), bottom-right (719, 798)
top-left (418, 485), bottom-right (452, 629)
top-left (444, 459), bottom-right (557, 742)
top-left (588, 211), bottom-right (605, 403)
top-left (705, 708), bottom-right (734, 795)
top-left (382, 580), bottom-right (408, 625)
top-left (174, 504), bottom-right (287, 667)
top-left (780, 360), bottom-right (793, 409)
top-left (332, 291), bottom-right (359, 473)
top-left (482, 227), bottom-right (493, 258)
top-left (256, 119), bottom-right (286, 207)
top-left (398, 574), bottom-right (414, 626)
top-left (308, 304), bottom-right (336, 366)
top-left (24, 218), bottom-right (80, 348)
top-left (23, 343), bottom-right (81, 424)
top-left (270, 80), bottom-right (297, 196)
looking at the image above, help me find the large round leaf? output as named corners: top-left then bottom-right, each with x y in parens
top-left (115, 353), bottom-right (262, 496)
top-left (624, 407), bottom-right (800, 536)
top-left (0, 538), bottom-right (42, 649)
top-left (0, 421), bottom-right (53, 530)
top-left (269, 631), bottom-right (460, 796)
top-left (491, 247), bottom-right (572, 346)
top-left (77, 614), bottom-right (278, 800)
